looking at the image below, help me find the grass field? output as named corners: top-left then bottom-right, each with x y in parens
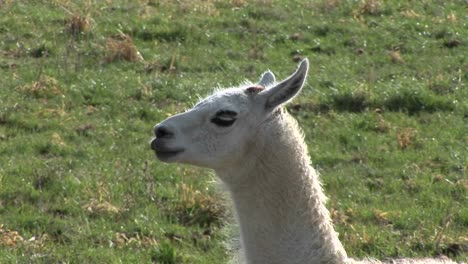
top-left (0, 0), bottom-right (466, 263)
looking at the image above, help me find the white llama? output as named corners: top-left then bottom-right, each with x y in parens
top-left (150, 59), bottom-right (461, 264)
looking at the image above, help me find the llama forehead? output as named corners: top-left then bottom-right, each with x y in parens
top-left (194, 87), bottom-right (250, 113)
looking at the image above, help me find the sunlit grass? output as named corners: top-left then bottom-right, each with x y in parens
top-left (0, 0), bottom-right (466, 262)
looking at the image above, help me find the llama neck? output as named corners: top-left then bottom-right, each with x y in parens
top-left (217, 112), bottom-right (348, 264)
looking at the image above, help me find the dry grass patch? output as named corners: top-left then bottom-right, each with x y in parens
top-left (65, 15), bottom-right (91, 36)
top-left (114, 232), bottom-right (159, 248)
top-left (104, 33), bottom-right (144, 63)
top-left (0, 224), bottom-right (51, 249)
top-left (396, 128), bottom-right (417, 150)
top-left (17, 75), bottom-right (63, 98)
top-left (0, 224), bottom-right (24, 247)
top-left (400, 9), bottom-right (421, 19)
top-left (352, 0), bottom-right (383, 20)
top-left (230, 0), bottom-right (247, 8)
top-left (446, 13), bottom-right (457, 23)
top-left (389, 49), bottom-right (405, 64)
top-left (0, 0), bottom-right (14, 8)
top-left (374, 114), bottom-right (391, 133)
top-left (75, 124), bottom-right (95, 135)
top-left (172, 183), bottom-right (225, 227)
top-left (359, 0), bottom-right (382, 15)
top-left (83, 199), bottom-right (121, 217)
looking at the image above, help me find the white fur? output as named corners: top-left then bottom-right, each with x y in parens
top-left (151, 59), bottom-right (462, 264)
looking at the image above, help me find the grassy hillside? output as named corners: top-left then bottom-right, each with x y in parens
top-left (0, 0), bottom-right (466, 263)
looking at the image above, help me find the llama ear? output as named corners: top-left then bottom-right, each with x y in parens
top-left (259, 59), bottom-right (309, 109)
top-left (258, 70), bottom-right (276, 87)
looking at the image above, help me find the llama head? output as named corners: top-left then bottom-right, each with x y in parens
top-left (151, 59), bottom-right (309, 170)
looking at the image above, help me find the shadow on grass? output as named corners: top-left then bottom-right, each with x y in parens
top-left (288, 89), bottom-right (454, 115)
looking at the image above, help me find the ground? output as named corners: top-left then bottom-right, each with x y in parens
top-left (0, 0), bottom-right (466, 263)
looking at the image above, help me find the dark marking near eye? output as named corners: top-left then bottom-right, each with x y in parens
top-left (245, 85), bottom-right (265, 94)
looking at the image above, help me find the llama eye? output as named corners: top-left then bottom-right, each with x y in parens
top-left (211, 116), bottom-right (236, 127)
top-left (211, 110), bottom-right (237, 127)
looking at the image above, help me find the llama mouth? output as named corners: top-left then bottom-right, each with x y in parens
top-left (150, 138), bottom-right (184, 161)
top-left (155, 149), bottom-right (184, 161)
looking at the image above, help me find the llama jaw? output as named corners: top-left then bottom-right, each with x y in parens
top-left (155, 150), bottom-right (184, 161)
top-left (150, 138), bottom-right (184, 161)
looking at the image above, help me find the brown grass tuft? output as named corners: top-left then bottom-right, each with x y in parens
top-left (396, 128), bottom-right (416, 150)
top-left (446, 12), bottom-right (457, 23)
top-left (17, 75), bottom-right (63, 98)
top-left (331, 208), bottom-right (354, 225)
top-left (75, 124), bottom-right (95, 135)
top-left (373, 209), bottom-right (395, 226)
top-left (352, 0), bottom-right (382, 20)
top-left (51, 132), bottom-right (67, 147)
top-left (0, 224), bottom-right (51, 249)
top-left (105, 33), bottom-right (144, 63)
top-left (114, 232), bottom-right (159, 248)
top-left (83, 199), bottom-right (121, 216)
top-left (389, 49), bottom-right (405, 64)
top-left (0, 0), bottom-right (13, 8)
top-left (66, 15), bottom-right (90, 36)
top-left (230, 0), bottom-right (247, 8)
top-left (359, 0), bottom-right (381, 15)
top-left (0, 224), bottom-right (24, 247)
top-left (400, 9), bottom-right (420, 19)
top-left (289, 32), bottom-right (304, 41)
top-left (173, 183), bottom-right (225, 227)
top-left (143, 55), bottom-right (178, 74)
top-left (375, 115), bottom-right (391, 133)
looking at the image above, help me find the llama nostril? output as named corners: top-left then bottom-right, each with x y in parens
top-left (155, 125), bottom-right (174, 139)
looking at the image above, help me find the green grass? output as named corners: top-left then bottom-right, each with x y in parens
top-left (0, 0), bottom-right (466, 263)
